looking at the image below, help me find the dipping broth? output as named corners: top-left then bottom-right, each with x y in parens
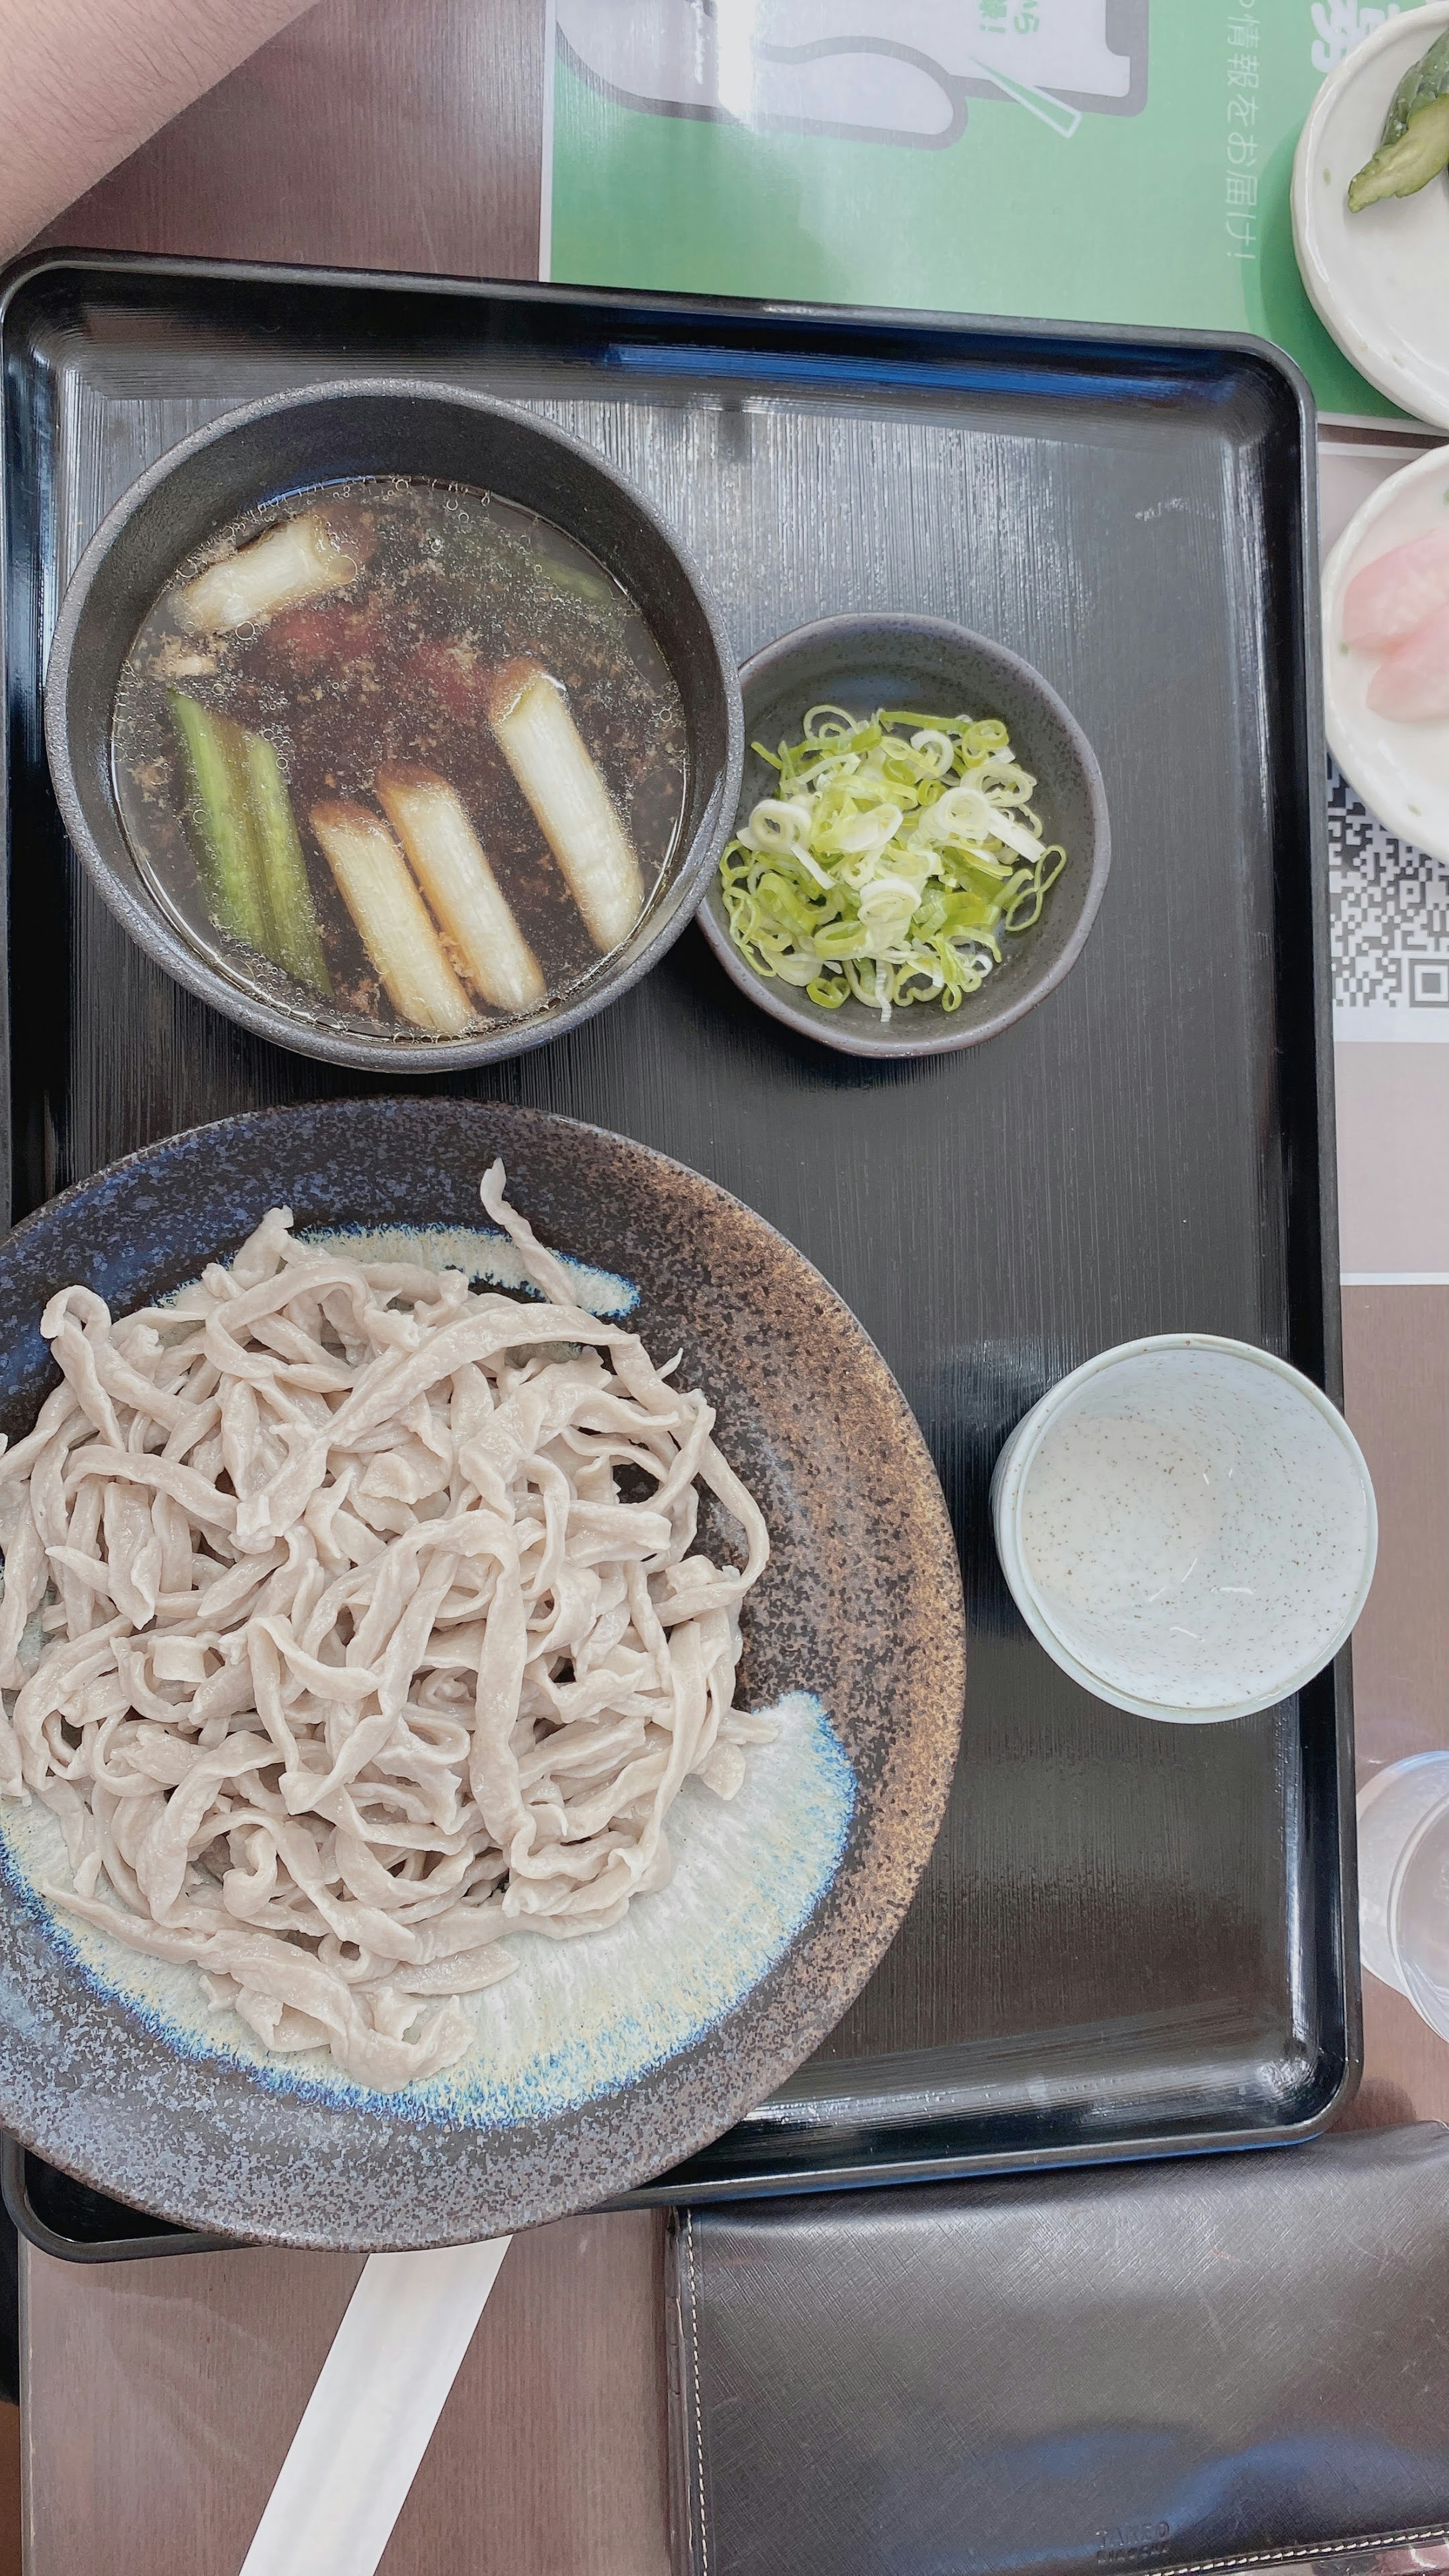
top-left (112, 477), bottom-right (690, 1040)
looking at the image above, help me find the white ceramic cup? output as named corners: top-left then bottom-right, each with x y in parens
top-left (990, 1334), bottom-right (1378, 1724)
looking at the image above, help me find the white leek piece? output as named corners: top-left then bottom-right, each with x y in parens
top-left (309, 801), bottom-right (472, 1036)
top-left (175, 508), bottom-right (370, 635)
top-left (485, 658), bottom-right (645, 952)
top-left (376, 766), bottom-right (545, 1014)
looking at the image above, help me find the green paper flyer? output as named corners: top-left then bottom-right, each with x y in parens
top-left (545, 0), bottom-right (1432, 417)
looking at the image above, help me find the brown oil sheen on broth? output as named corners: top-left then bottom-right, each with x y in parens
top-left (111, 477), bottom-right (689, 1038)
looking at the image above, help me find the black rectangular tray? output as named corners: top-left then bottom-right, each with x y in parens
top-left (0, 2137), bottom-right (229, 2262)
top-left (0, 253), bottom-right (1355, 2261)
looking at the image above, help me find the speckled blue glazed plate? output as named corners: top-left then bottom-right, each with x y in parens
top-left (0, 1097), bottom-right (964, 2248)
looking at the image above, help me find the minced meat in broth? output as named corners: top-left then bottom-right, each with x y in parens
top-left (112, 476), bottom-right (689, 1038)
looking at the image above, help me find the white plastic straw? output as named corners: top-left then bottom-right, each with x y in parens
top-left (238, 2236), bottom-right (512, 2576)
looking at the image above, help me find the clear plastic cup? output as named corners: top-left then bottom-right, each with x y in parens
top-left (1357, 1753), bottom-right (1449, 2024)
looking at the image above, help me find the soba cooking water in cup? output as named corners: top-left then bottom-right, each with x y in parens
top-left (991, 1334), bottom-right (1377, 1723)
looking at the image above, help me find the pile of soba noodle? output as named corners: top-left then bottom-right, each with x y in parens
top-left (0, 1167), bottom-right (771, 2088)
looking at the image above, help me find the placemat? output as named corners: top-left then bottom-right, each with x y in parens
top-left (545, 0), bottom-right (1435, 418)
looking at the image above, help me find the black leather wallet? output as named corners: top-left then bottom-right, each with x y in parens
top-left (668, 2124), bottom-right (1449, 2576)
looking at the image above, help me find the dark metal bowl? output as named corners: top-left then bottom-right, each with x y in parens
top-left (43, 378), bottom-right (743, 1073)
top-left (697, 613), bottom-right (1110, 1059)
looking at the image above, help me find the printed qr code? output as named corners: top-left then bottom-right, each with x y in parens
top-left (1329, 759), bottom-right (1449, 1013)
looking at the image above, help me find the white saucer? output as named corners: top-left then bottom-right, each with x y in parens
top-left (1323, 440), bottom-right (1449, 861)
top-left (1292, 4), bottom-right (1449, 431)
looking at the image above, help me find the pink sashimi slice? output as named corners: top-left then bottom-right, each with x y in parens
top-left (1343, 525), bottom-right (1449, 652)
top-left (1366, 603), bottom-right (1449, 722)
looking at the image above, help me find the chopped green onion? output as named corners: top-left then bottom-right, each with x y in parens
top-left (718, 706), bottom-right (1066, 1023)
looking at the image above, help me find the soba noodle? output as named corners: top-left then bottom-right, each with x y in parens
top-left (0, 1167), bottom-right (771, 2089)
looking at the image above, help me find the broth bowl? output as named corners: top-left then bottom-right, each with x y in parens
top-left (990, 1335), bottom-right (1377, 1724)
top-left (44, 378), bottom-right (743, 1072)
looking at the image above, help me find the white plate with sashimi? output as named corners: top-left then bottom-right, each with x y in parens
top-left (1324, 442), bottom-right (1449, 859)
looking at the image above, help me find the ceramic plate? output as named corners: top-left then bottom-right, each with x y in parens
top-left (1292, 5), bottom-right (1449, 431)
top-left (1323, 440), bottom-right (1449, 858)
top-left (0, 1100), bottom-right (964, 2247)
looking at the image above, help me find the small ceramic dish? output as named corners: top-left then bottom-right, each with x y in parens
top-left (695, 612), bottom-right (1110, 1061)
top-left (1323, 440), bottom-right (1449, 860)
top-left (991, 1335), bottom-right (1377, 1725)
top-left (44, 377), bottom-right (743, 1074)
top-left (1292, 3), bottom-right (1449, 431)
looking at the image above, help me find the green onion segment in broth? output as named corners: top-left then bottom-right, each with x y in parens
top-left (718, 704), bottom-right (1065, 1023)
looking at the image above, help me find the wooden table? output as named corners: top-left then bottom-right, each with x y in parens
top-left (23, 2214), bottom-right (671, 2575)
top-left (17, 2), bottom-right (1449, 2566)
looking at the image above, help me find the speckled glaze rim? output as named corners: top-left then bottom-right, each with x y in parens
top-left (0, 1097), bottom-right (965, 2247)
top-left (43, 377), bottom-right (744, 1073)
top-left (990, 1333), bottom-right (1378, 1725)
top-left (695, 611), bottom-right (1111, 1060)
